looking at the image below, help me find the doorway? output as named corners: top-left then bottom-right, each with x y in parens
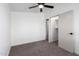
top-left (46, 16), bottom-right (59, 45)
top-left (46, 10), bottom-right (75, 53)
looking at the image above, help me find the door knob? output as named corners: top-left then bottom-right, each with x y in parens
top-left (69, 33), bottom-right (73, 35)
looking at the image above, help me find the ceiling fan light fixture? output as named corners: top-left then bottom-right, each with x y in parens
top-left (29, 3), bottom-right (54, 12)
top-left (38, 5), bottom-right (44, 8)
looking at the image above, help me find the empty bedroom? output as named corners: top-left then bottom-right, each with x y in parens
top-left (0, 2), bottom-right (79, 56)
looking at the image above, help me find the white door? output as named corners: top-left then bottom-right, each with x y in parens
top-left (59, 11), bottom-right (74, 53)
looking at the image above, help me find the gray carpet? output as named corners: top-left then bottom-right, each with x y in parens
top-left (9, 40), bottom-right (77, 56)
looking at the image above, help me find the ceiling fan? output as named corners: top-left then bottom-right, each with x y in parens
top-left (29, 3), bottom-right (54, 12)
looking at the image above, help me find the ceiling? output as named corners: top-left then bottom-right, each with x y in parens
top-left (9, 3), bottom-right (56, 13)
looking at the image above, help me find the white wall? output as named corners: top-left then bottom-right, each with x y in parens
top-left (0, 4), bottom-right (11, 56)
top-left (11, 12), bottom-right (46, 46)
top-left (44, 3), bottom-right (79, 55)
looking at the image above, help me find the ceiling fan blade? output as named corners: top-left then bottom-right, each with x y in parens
top-left (40, 8), bottom-right (43, 12)
top-left (44, 5), bottom-right (54, 8)
top-left (29, 5), bottom-right (38, 9)
top-left (38, 3), bottom-right (45, 5)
